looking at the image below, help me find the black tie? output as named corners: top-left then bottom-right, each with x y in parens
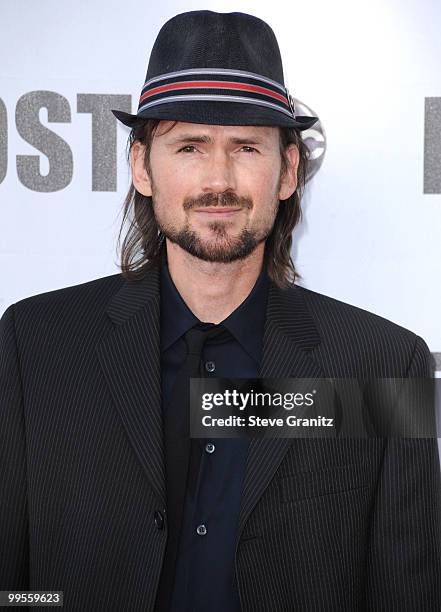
top-left (156, 321), bottom-right (232, 611)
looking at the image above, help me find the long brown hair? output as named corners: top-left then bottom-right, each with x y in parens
top-left (117, 119), bottom-right (311, 288)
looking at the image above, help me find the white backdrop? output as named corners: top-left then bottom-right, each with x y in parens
top-left (1, 1), bottom-right (440, 444)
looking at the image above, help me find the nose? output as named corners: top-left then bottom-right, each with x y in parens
top-left (201, 149), bottom-right (237, 194)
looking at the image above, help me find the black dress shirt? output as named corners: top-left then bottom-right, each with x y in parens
top-left (159, 254), bottom-right (269, 611)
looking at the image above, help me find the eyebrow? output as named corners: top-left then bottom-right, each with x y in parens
top-left (166, 134), bottom-right (265, 146)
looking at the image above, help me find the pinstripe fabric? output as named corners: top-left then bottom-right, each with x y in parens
top-left (1, 265), bottom-right (440, 611)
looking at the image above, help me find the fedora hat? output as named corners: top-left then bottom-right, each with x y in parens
top-left (112, 10), bottom-right (318, 130)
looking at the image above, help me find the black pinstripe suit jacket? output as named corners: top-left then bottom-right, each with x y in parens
top-left (1, 262), bottom-right (440, 611)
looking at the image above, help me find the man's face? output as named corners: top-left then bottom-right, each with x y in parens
top-left (131, 121), bottom-right (299, 263)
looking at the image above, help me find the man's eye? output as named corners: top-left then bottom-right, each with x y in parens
top-left (177, 145), bottom-right (258, 154)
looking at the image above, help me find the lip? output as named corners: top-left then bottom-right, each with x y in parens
top-left (192, 207), bottom-right (243, 216)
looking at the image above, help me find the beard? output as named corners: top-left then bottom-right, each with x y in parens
top-left (152, 189), bottom-right (279, 263)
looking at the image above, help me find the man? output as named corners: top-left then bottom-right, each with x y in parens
top-left (1, 9), bottom-right (440, 612)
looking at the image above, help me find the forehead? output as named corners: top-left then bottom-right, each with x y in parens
top-left (154, 121), bottom-right (279, 142)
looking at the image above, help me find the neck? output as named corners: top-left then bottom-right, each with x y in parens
top-left (165, 239), bottom-right (265, 324)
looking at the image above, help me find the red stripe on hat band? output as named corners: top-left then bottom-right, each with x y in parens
top-left (139, 81), bottom-right (288, 105)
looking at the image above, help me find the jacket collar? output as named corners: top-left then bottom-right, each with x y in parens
top-left (104, 259), bottom-right (321, 349)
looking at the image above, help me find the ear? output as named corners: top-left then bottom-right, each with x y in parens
top-left (278, 143), bottom-right (300, 200)
top-left (131, 141), bottom-right (152, 197)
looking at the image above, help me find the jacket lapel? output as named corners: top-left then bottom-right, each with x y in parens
top-left (237, 280), bottom-right (324, 535)
top-left (95, 263), bottom-right (325, 530)
top-left (95, 264), bottom-right (165, 508)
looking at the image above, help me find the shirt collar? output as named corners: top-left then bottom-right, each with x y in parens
top-left (160, 254), bottom-right (269, 365)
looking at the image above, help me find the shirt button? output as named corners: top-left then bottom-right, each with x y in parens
top-left (205, 442), bottom-right (215, 454)
top-left (205, 361), bottom-right (216, 373)
top-left (196, 524), bottom-right (207, 536)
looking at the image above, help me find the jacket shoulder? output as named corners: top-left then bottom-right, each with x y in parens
top-left (296, 284), bottom-right (413, 336)
top-left (295, 284), bottom-right (432, 376)
top-left (9, 273), bottom-right (125, 334)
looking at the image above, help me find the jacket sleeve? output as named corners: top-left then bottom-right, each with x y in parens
top-left (365, 335), bottom-right (441, 610)
top-left (0, 304), bottom-right (29, 590)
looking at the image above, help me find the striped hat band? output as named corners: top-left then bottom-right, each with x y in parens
top-left (137, 68), bottom-right (297, 120)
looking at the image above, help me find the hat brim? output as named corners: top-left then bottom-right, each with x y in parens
top-left (111, 101), bottom-right (318, 131)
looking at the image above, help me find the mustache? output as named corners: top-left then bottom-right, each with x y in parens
top-left (183, 192), bottom-right (252, 211)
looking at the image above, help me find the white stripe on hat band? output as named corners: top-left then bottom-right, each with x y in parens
top-left (136, 93), bottom-right (295, 118)
top-left (142, 68), bottom-right (286, 94)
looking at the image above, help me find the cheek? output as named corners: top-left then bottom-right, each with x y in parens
top-left (152, 160), bottom-right (194, 200)
top-left (249, 170), bottom-right (281, 207)
top-left (252, 161), bottom-right (281, 191)
top-left (267, 166), bottom-right (283, 195)
top-left (150, 175), bottom-right (188, 224)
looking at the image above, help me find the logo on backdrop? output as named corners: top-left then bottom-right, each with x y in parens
top-left (0, 91), bottom-right (325, 192)
top-left (424, 97), bottom-right (441, 194)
